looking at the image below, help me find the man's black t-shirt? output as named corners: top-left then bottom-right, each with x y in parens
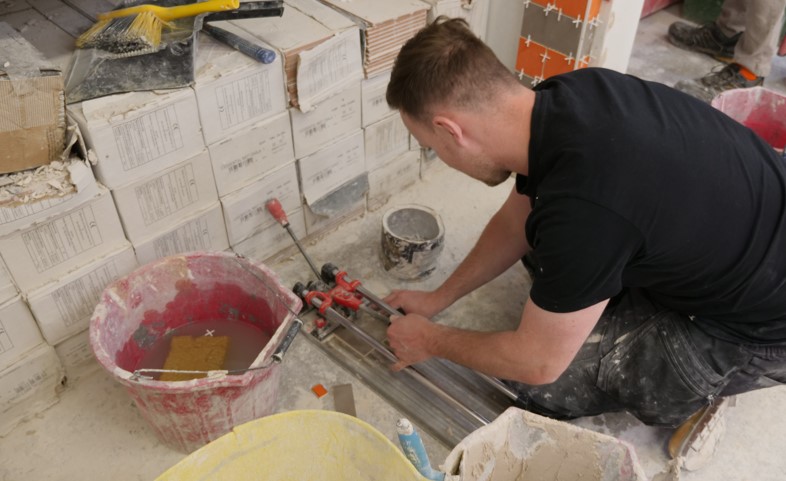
top-left (518, 68), bottom-right (786, 344)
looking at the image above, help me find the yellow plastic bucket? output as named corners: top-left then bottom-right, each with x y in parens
top-left (156, 410), bottom-right (429, 480)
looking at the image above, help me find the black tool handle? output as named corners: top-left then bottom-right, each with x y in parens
top-left (202, 24), bottom-right (276, 64)
top-left (203, 1), bottom-right (284, 21)
top-left (272, 317), bottom-right (303, 363)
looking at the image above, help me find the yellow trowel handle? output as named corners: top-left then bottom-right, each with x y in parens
top-left (98, 0), bottom-right (240, 21)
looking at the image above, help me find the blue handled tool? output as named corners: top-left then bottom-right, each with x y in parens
top-left (397, 418), bottom-right (445, 481)
top-left (202, 23), bottom-right (276, 63)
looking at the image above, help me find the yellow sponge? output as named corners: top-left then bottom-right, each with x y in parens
top-left (160, 335), bottom-right (230, 382)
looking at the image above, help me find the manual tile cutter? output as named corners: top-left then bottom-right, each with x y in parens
top-left (266, 199), bottom-right (519, 446)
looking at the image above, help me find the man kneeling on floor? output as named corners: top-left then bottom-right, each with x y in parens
top-left (383, 17), bottom-right (786, 469)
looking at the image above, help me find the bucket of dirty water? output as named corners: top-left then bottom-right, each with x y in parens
top-left (711, 87), bottom-right (786, 152)
top-left (155, 410), bottom-right (430, 480)
top-left (89, 251), bottom-right (302, 453)
top-left (381, 204), bottom-right (445, 280)
top-left (443, 407), bottom-right (647, 481)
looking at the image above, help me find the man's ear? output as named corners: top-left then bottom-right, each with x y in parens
top-left (433, 115), bottom-right (466, 146)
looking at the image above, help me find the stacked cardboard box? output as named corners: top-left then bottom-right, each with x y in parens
top-left (0, 22), bottom-right (66, 174)
top-left (0, 158), bottom-right (128, 430)
top-left (317, 0), bottom-right (431, 78)
top-left (0, 29), bottom-right (127, 430)
top-left (190, 34), bottom-right (295, 263)
top-left (217, 0), bottom-right (363, 112)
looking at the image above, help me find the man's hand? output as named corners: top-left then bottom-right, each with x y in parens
top-left (383, 289), bottom-right (447, 318)
top-left (387, 314), bottom-right (436, 371)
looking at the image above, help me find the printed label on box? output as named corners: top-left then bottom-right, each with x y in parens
top-left (209, 112), bottom-right (294, 197)
top-left (112, 150), bottom-right (217, 244)
top-left (290, 82), bottom-right (361, 159)
top-left (299, 131), bottom-right (365, 204)
top-left (22, 205), bottom-right (103, 273)
top-left (133, 204), bottom-right (229, 265)
top-left (232, 208), bottom-right (306, 261)
top-left (297, 28), bottom-right (363, 112)
top-left (221, 163), bottom-right (299, 245)
top-left (0, 345), bottom-right (60, 417)
top-left (55, 331), bottom-right (94, 369)
top-left (0, 189), bottom-right (128, 293)
top-left (135, 164), bottom-right (199, 226)
top-left (52, 262), bottom-right (119, 328)
top-left (368, 150), bottom-right (420, 210)
top-left (361, 73), bottom-right (393, 127)
top-left (74, 89), bottom-right (205, 189)
top-left (152, 218), bottom-right (213, 258)
top-left (0, 259), bottom-right (15, 303)
top-left (214, 70), bottom-right (275, 131)
top-left (113, 104), bottom-right (185, 172)
top-left (4, 362), bottom-right (57, 405)
top-left (26, 246), bottom-right (138, 345)
top-left (0, 321), bottom-right (13, 355)
top-left (364, 113), bottom-right (409, 171)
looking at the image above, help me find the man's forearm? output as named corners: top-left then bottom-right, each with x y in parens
top-left (435, 197), bottom-right (530, 309)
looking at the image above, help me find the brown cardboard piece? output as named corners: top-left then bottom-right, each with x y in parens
top-left (0, 22), bottom-right (66, 174)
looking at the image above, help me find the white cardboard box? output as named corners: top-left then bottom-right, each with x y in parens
top-left (224, 0), bottom-right (362, 112)
top-left (317, 0), bottom-right (430, 78)
top-left (193, 34), bottom-right (288, 146)
top-left (290, 81), bottom-right (362, 159)
top-left (298, 130), bottom-right (365, 206)
top-left (67, 88), bottom-right (205, 189)
top-left (361, 73), bottom-right (394, 128)
top-left (0, 160), bottom-right (100, 237)
top-left (364, 113), bottom-right (410, 171)
top-left (221, 162), bottom-right (300, 245)
top-left (111, 150), bottom-right (218, 243)
top-left (367, 150), bottom-right (421, 211)
top-left (0, 343), bottom-right (62, 436)
top-left (133, 202), bottom-right (229, 265)
top-left (0, 258), bottom-right (16, 304)
top-left (54, 329), bottom-right (99, 385)
top-left (304, 174), bottom-right (368, 235)
top-left (0, 188), bottom-right (128, 293)
top-left (26, 244), bottom-right (138, 345)
top-left (232, 207), bottom-right (306, 262)
top-left (208, 111), bottom-right (295, 197)
top-left (0, 296), bottom-right (44, 372)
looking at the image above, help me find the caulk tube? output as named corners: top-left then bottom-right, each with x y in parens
top-left (396, 418), bottom-right (445, 481)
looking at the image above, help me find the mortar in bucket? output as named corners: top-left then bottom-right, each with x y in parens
top-left (381, 204), bottom-right (445, 280)
top-left (89, 251), bottom-right (302, 453)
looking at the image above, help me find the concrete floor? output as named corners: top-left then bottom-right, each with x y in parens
top-left (2, 6), bottom-right (786, 481)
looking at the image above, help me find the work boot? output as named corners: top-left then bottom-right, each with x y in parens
top-left (674, 63), bottom-right (764, 103)
top-left (668, 21), bottom-right (740, 62)
top-left (668, 397), bottom-right (731, 471)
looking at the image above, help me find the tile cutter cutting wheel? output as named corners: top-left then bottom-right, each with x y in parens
top-left (265, 199), bottom-right (518, 446)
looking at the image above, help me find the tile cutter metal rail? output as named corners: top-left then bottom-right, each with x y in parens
top-left (266, 196), bottom-right (518, 446)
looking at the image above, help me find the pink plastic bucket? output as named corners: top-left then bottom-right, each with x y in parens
top-left (89, 252), bottom-right (302, 453)
top-left (711, 87), bottom-right (786, 151)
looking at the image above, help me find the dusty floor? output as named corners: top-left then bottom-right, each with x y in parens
top-left (2, 6), bottom-right (786, 481)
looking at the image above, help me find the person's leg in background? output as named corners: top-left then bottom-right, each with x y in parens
top-left (727, 0), bottom-right (786, 78)
top-left (671, 0), bottom-right (786, 102)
